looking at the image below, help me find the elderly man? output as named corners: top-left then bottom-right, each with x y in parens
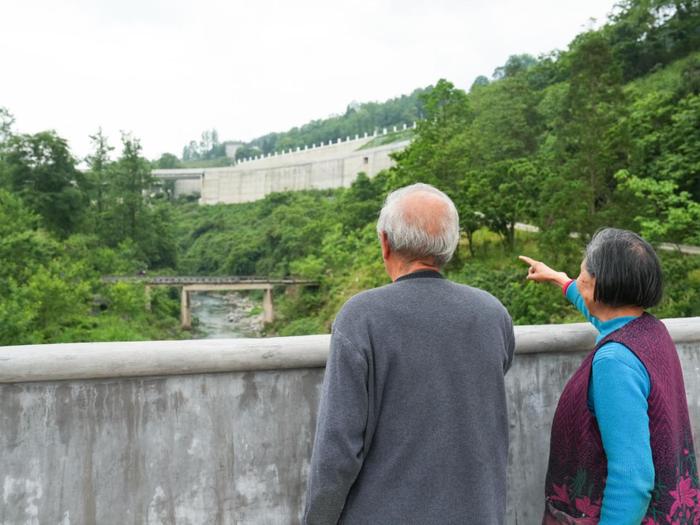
top-left (304, 183), bottom-right (515, 524)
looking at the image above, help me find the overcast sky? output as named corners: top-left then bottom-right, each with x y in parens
top-left (1, 0), bottom-right (619, 160)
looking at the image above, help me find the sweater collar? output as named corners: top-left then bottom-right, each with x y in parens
top-left (395, 269), bottom-right (444, 282)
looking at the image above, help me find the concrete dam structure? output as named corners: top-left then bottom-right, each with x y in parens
top-left (1, 317), bottom-right (699, 524)
top-left (153, 126), bottom-right (413, 205)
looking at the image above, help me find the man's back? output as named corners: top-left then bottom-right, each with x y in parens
top-left (304, 272), bottom-right (515, 524)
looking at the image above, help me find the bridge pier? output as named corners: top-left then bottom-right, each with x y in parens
top-left (263, 287), bottom-right (274, 324)
top-left (181, 288), bottom-right (192, 330)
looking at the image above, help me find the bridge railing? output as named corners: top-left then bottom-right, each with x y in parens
top-left (1, 318), bottom-right (698, 524)
top-left (101, 275), bottom-right (319, 285)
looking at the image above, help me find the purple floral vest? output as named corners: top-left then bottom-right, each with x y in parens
top-left (543, 313), bottom-right (698, 524)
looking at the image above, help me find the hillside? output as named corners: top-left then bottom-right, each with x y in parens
top-left (173, 87), bottom-right (429, 167)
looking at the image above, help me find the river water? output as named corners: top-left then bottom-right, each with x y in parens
top-left (190, 292), bottom-right (264, 339)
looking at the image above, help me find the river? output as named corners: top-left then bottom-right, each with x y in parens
top-left (190, 292), bottom-right (264, 339)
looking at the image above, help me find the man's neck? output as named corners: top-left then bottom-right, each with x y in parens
top-left (390, 261), bottom-right (441, 282)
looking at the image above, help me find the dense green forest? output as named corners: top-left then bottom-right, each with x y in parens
top-left (245, 88), bottom-right (427, 155)
top-left (0, 123), bottom-right (182, 344)
top-left (1, 0), bottom-right (699, 344)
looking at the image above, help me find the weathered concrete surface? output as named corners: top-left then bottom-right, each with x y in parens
top-left (0, 370), bottom-right (323, 525)
top-left (198, 140), bottom-right (408, 205)
top-left (0, 318), bottom-right (698, 524)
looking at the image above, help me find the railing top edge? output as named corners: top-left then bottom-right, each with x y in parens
top-left (0, 318), bottom-right (698, 384)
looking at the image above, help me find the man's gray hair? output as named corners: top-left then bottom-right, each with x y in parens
top-left (376, 183), bottom-right (460, 267)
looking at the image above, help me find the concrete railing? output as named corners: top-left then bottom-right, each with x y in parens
top-left (236, 122), bottom-right (416, 164)
top-left (1, 318), bottom-right (699, 524)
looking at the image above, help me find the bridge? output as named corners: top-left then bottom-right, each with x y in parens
top-left (102, 276), bottom-right (318, 329)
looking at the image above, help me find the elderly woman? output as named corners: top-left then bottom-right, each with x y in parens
top-left (520, 228), bottom-right (697, 524)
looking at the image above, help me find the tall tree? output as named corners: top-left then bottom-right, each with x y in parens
top-left (0, 107), bottom-right (14, 144)
top-left (1, 131), bottom-right (88, 236)
top-left (467, 71), bottom-right (544, 250)
top-left (539, 31), bottom-right (629, 259)
top-left (389, 80), bottom-right (483, 255)
top-left (155, 152), bottom-right (181, 169)
top-left (85, 128), bottom-right (113, 218)
top-left (110, 133), bottom-right (153, 239)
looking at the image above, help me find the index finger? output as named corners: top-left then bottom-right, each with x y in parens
top-left (518, 255), bottom-right (537, 266)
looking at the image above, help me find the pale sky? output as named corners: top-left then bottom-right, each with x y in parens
top-left (1, 0), bottom-right (619, 161)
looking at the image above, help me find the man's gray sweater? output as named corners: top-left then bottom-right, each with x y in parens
top-left (304, 272), bottom-right (515, 524)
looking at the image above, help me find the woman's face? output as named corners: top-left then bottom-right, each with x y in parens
top-left (576, 260), bottom-right (597, 314)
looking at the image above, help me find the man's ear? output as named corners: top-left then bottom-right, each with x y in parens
top-left (380, 231), bottom-right (391, 261)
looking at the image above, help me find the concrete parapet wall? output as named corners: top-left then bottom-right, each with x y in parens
top-left (1, 318), bottom-right (698, 524)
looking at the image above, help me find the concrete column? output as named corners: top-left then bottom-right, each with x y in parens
top-left (181, 287), bottom-right (192, 330)
top-left (263, 287), bottom-right (274, 324)
top-left (145, 285), bottom-right (152, 312)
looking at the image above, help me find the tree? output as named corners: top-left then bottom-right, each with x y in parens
top-left (95, 133), bottom-right (177, 269)
top-left (1, 131), bottom-right (88, 236)
top-left (470, 76), bottom-right (490, 91)
top-left (390, 79), bottom-right (472, 195)
top-left (389, 80), bottom-right (483, 255)
top-left (538, 31), bottom-right (629, 259)
top-left (182, 140), bottom-right (199, 161)
top-left (492, 54), bottom-right (538, 80)
top-left (615, 169), bottom-right (700, 244)
top-left (155, 152), bottom-right (181, 169)
top-left (234, 145), bottom-right (262, 161)
top-left (0, 107), bottom-right (14, 143)
top-left (608, 0), bottom-right (700, 80)
top-left (467, 72), bottom-right (543, 250)
top-left (85, 128), bottom-right (113, 220)
top-left (99, 132), bottom-right (157, 251)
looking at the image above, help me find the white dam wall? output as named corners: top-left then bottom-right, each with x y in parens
top-left (153, 128), bottom-right (413, 205)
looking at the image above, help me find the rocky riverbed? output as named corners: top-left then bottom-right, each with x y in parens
top-left (190, 292), bottom-right (264, 338)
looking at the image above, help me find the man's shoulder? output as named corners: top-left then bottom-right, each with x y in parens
top-left (335, 283), bottom-right (393, 321)
top-left (336, 279), bottom-right (508, 319)
top-left (446, 280), bottom-right (509, 313)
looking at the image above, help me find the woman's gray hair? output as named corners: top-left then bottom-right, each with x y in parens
top-left (584, 227), bottom-right (663, 308)
top-left (376, 183), bottom-right (460, 267)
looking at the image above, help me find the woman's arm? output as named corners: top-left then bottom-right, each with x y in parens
top-left (518, 256), bottom-right (601, 328)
